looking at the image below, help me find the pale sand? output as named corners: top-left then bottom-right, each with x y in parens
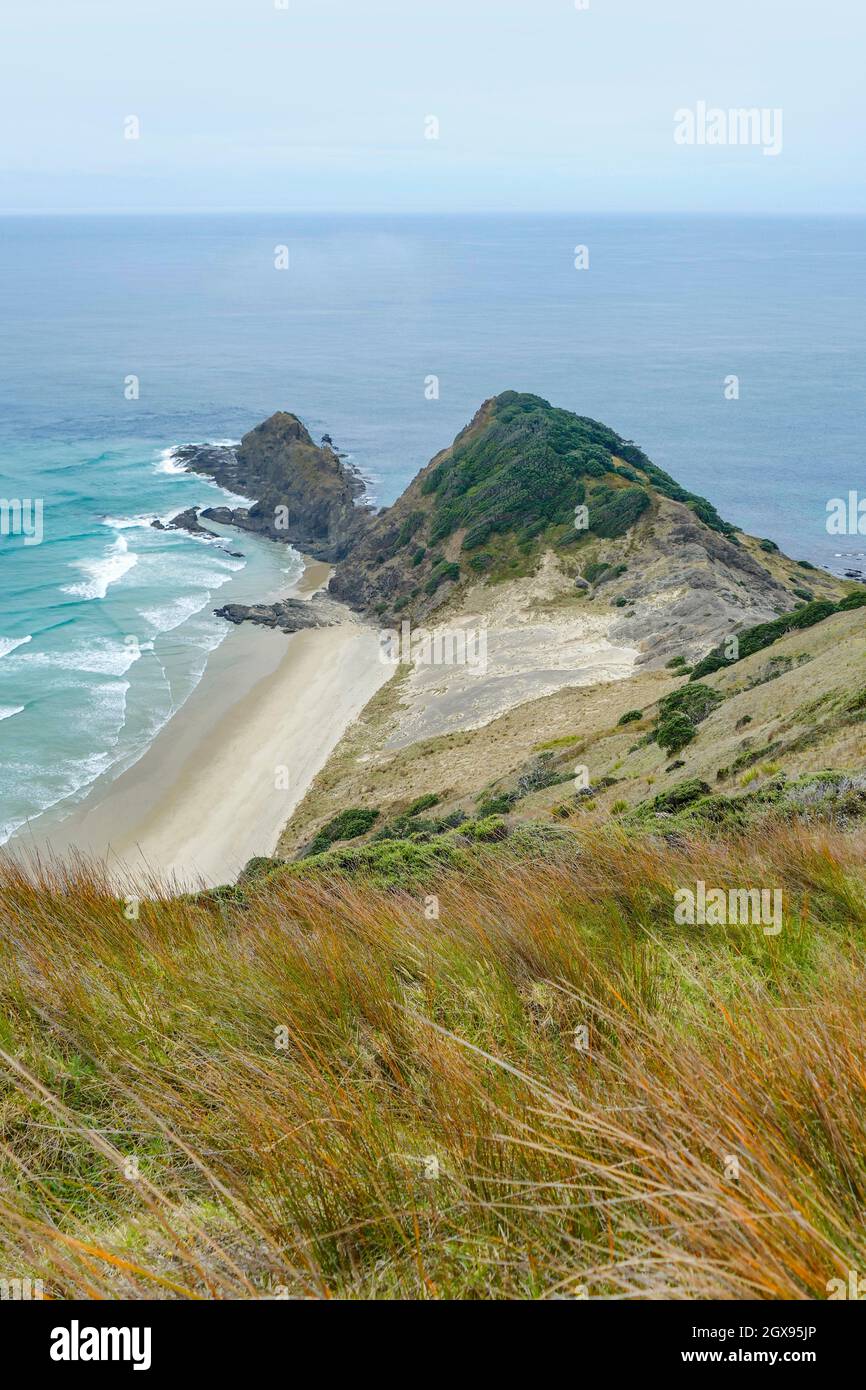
top-left (384, 553), bottom-right (640, 749)
top-left (17, 558), bottom-right (390, 891)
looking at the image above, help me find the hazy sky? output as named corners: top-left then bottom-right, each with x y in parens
top-left (1, 0), bottom-right (863, 214)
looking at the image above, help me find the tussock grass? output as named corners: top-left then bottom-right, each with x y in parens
top-left (1, 824), bottom-right (865, 1299)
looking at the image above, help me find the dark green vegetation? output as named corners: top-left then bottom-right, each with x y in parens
top-left (617, 708), bottom-right (643, 725)
top-left (303, 807), bottom-right (380, 857)
top-left (654, 683), bottom-right (725, 755)
top-left (627, 770), bottom-right (866, 837)
top-left (266, 767), bottom-right (866, 896)
top-left (329, 390), bottom-right (834, 624)
top-left (418, 393), bottom-right (731, 556)
top-left (691, 591), bottom-right (866, 681)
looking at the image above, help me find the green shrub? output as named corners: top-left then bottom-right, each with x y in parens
top-left (476, 792), bottom-right (517, 816)
top-left (651, 779), bottom-right (712, 813)
top-left (305, 808), bottom-right (380, 857)
top-left (590, 485), bottom-right (650, 539)
top-left (655, 711), bottom-right (696, 755)
top-left (239, 855), bottom-right (284, 882)
top-left (292, 836), bottom-right (466, 888)
top-left (425, 561), bottom-right (460, 595)
top-left (396, 511), bottom-right (425, 547)
top-left (618, 709), bottom-right (643, 725)
top-left (462, 521), bottom-right (494, 550)
top-left (458, 815), bottom-right (509, 843)
top-left (655, 683), bottom-right (724, 754)
top-left (417, 392), bottom-right (728, 554)
top-left (690, 597), bottom-right (859, 681)
top-left (515, 753), bottom-right (566, 798)
top-left (373, 811), bottom-right (465, 843)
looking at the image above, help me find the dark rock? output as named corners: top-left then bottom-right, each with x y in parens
top-left (213, 598), bottom-right (334, 634)
top-left (152, 507), bottom-right (212, 538)
top-left (177, 415), bottom-right (374, 562)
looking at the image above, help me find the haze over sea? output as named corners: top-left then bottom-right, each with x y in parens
top-left (1, 213), bottom-right (863, 841)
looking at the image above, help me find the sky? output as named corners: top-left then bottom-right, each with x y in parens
top-left (0, 0), bottom-right (863, 215)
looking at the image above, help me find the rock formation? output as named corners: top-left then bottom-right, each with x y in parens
top-left (213, 597), bottom-right (335, 634)
top-left (178, 414), bottom-right (372, 562)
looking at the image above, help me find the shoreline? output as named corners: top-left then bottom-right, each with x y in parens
top-left (11, 557), bottom-right (391, 891)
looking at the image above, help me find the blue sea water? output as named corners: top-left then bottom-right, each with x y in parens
top-left (1, 213), bottom-right (864, 838)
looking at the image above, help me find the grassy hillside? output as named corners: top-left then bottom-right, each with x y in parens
top-left (1, 821), bottom-right (865, 1299)
top-left (2, 391), bottom-right (863, 1302)
top-left (276, 598), bottom-right (866, 862)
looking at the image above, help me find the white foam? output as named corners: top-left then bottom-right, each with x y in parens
top-left (16, 637), bottom-right (143, 677)
top-left (220, 490), bottom-right (256, 508)
top-left (62, 535), bottom-right (138, 601)
top-left (139, 590), bottom-right (213, 635)
top-left (153, 440), bottom-right (257, 509)
top-left (0, 635), bottom-right (32, 658)
top-left (154, 446), bottom-right (187, 475)
top-left (101, 513), bottom-right (155, 531)
top-left (0, 705), bottom-right (24, 722)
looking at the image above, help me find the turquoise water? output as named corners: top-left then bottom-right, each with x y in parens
top-left (0, 436), bottom-right (302, 841)
top-left (1, 214), bottom-right (864, 837)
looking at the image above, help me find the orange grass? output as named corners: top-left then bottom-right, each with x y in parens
top-left (0, 822), bottom-right (864, 1299)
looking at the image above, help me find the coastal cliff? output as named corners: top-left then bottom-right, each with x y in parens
top-left (176, 412), bottom-right (372, 561)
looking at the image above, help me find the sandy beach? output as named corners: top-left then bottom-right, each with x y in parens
top-left (16, 558), bottom-right (391, 891)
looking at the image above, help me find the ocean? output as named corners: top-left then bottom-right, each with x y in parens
top-left (1, 213), bottom-right (864, 840)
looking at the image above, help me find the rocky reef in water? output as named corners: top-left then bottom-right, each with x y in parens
top-left (175, 415), bottom-right (372, 562)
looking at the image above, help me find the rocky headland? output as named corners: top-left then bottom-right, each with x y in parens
top-left (175, 392), bottom-right (853, 752)
top-left (176, 415), bottom-right (371, 562)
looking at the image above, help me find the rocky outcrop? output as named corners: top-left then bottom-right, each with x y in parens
top-left (176, 415), bottom-right (372, 562)
top-left (214, 598), bottom-right (334, 634)
top-left (601, 498), bottom-right (797, 664)
top-left (152, 507), bottom-right (213, 537)
top-left (152, 507), bottom-right (244, 557)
